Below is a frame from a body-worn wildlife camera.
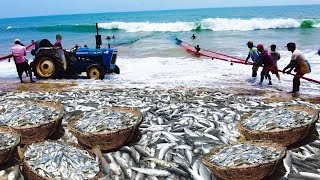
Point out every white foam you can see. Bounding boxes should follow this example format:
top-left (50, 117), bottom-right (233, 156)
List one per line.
top-left (98, 18), bottom-right (307, 32)
top-left (0, 61), bottom-right (19, 80)
top-left (99, 22), bottom-right (195, 32)
top-left (201, 18), bottom-right (300, 31)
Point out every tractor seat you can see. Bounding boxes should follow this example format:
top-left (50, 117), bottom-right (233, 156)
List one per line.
top-left (35, 39), bottom-right (53, 51)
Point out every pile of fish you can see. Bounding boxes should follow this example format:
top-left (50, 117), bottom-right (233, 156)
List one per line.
top-left (0, 102), bottom-right (60, 127)
top-left (0, 132), bottom-right (16, 150)
top-left (242, 108), bottom-right (313, 130)
top-left (0, 88), bottom-right (318, 180)
top-left (210, 143), bottom-right (281, 167)
top-left (24, 141), bottom-right (100, 179)
top-left (74, 109), bottom-right (139, 133)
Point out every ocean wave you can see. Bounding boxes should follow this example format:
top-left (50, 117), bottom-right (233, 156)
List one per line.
top-left (201, 18), bottom-right (302, 31)
top-left (300, 19), bottom-right (320, 28)
top-left (99, 18), bottom-right (320, 32)
top-left (98, 22), bottom-right (195, 32)
top-left (5, 18), bottom-right (320, 32)
top-left (36, 24), bottom-right (97, 32)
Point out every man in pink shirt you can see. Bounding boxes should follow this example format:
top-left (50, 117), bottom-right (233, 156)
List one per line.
top-left (11, 39), bottom-right (35, 83)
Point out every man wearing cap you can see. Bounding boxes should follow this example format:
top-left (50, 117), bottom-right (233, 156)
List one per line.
top-left (11, 39), bottom-right (35, 83)
top-left (245, 41), bottom-right (260, 78)
top-left (283, 42), bottom-right (311, 93)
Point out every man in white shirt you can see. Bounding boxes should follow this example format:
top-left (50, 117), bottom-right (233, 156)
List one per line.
top-left (283, 42), bottom-right (307, 93)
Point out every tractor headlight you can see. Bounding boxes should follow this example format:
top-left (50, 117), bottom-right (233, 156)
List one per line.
top-left (105, 51), bottom-right (109, 54)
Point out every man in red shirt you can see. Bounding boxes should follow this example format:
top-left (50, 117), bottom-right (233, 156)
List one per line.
top-left (256, 44), bottom-right (274, 85)
top-left (11, 39), bottom-right (35, 83)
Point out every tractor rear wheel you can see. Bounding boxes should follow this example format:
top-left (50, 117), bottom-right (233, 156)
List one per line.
top-left (33, 56), bottom-right (63, 79)
top-left (86, 64), bottom-right (105, 80)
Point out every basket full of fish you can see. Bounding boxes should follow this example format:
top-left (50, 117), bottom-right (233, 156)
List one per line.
top-left (18, 141), bottom-right (102, 180)
top-left (202, 140), bottom-right (286, 180)
top-left (68, 106), bottom-right (143, 151)
top-left (0, 100), bottom-right (64, 144)
top-left (237, 105), bottom-right (320, 146)
top-left (0, 126), bottom-right (20, 166)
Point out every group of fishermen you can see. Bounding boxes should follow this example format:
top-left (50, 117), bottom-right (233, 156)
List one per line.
top-left (245, 41), bottom-right (311, 94)
top-left (191, 33), bottom-right (312, 94)
top-left (10, 32), bottom-right (313, 94)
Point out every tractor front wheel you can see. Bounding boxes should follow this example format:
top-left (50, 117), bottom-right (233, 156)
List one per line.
top-left (114, 65), bottom-right (120, 74)
top-left (86, 65), bottom-right (105, 80)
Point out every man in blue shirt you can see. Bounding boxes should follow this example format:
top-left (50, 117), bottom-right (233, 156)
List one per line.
top-left (245, 41), bottom-right (260, 78)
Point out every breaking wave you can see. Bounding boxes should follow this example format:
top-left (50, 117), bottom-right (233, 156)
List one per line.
top-left (5, 18), bottom-right (320, 32)
top-left (98, 18), bottom-right (320, 32)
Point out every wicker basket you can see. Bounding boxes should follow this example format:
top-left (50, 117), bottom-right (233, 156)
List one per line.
top-left (237, 105), bottom-right (320, 147)
top-left (202, 140), bottom-right (287, 180)
top-left (0, 126), bottom-right (20, 166)
top-left (68, 106), bottom-right (143, 151)
top-left (18, 141), bottom-right (103, 180)
top-left (1, 101), bottom-right (64, 144)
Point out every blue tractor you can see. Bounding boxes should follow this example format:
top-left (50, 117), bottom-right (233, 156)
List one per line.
top-left (30, 23), bottom-right (120, 80)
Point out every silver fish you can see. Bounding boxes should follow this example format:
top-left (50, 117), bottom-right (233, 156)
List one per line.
top-left (24, 141), bottom-right (100, 179)
top-left (74, 109), bottom-right (139, 132)
top-left (0, 132), bottom-right (16, 150)
top-left (0, 102), bottom-right (59, 127)
top-left (210, 143), bottom-right (281, 167)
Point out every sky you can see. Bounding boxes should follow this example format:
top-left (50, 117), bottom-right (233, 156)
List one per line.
top-left (1, 0), bottom-right (320, 18)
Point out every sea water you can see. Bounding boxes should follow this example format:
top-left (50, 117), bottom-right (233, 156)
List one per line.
top-left (0, 5), bottom-right (319, 94)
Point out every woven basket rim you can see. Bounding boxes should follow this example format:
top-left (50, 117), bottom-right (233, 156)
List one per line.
top-left (20, 140), bottom-right (102, 180)
top-left (202, 140), bottom-right (287, 171)
top-left (238, 105), bottom-right (320, 134)
top-left (0, 100), bottom-right (64, 130)
top-left (67, 106), bottom-right (143, 136)
top-left (0, 125), bottom-right (21, 164)
top-left (0, 125), bottom-right (21, 151)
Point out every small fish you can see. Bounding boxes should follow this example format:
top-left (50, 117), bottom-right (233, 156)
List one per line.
top-left (242, 108), bottom-right (313, 130)
top-left (74, 109), bottom-right (139, 133)
top-left (0, 102), bottom-right (60, 127)
top-left (0, 132), bottom-right (16, 150)
top-left (131, 167), bottom-right (171, 177)
top-left (210, 143), bottom-right (281, 167)
top-left (24, 141), bottom-right (100, 179)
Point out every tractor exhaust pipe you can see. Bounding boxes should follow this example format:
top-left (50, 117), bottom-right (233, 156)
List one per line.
top-left (95, 23), bottom-right (102, 49)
